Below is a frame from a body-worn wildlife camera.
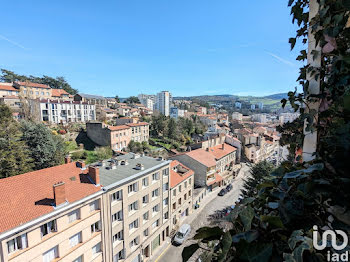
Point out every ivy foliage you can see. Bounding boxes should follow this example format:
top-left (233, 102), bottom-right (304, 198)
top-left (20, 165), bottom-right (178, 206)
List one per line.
top-left (182, 1), bottom-right (350, 261)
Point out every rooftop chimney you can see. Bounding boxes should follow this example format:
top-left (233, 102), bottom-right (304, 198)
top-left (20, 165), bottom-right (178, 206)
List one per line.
top-left (222, 143), bottom-right (225, 150)
top-left (65, 155), bottom-right (71, 164)
top-left (89, 166), bottom-right (100, 185)
top-left (76, 161), bottom-right (85, 169)
top-left (53, 182), bottom-right (66, 206)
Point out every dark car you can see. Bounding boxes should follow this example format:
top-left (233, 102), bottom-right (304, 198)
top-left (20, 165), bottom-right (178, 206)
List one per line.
top-left (226, 184), bottom-right (233, 192)
top-left (218, 189), bottom-right (227, 196)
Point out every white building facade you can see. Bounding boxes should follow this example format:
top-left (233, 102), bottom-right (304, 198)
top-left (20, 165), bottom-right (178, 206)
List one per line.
top-left (155, 91), bottom-right (171, 116)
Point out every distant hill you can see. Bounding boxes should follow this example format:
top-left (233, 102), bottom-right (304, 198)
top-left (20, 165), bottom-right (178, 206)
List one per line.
top-left (264, 93), bottom-right (288, 100)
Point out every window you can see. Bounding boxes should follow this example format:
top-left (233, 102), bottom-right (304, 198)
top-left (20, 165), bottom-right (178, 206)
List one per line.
top-left (113, 230), bottom-right (124, 242)
top-left (91, 221), bottom-right (101, 233)
top-left (90, 200), bottom-right (99, 212)
top-left (143, 211), bottom-right (149, 221)
top-left (130, 237), bottom-right (139, 248)
top-left (144, 228), bottom-right (149, 236)
top-left (163, 182), bottom-right (169, 191)
top-left (184, 193), bottom-right (187, 200)
top-left (142, 194), bottom-right (149, 204)
top-left (72, 255), bottom-right (83, 262)
top-left (163, 197), bottom-right (169, 206)
top-left (152, 204), bottom-right (159, 213)
top-left (162, 168), bottom-right (169, 176)
top-left (173, 189), bottom-right (176, 196)
top-left (179, 185), bottom-right (182, 192)
top-left (189, 190), bottom-right (191, 196)
top-left (112, 210), bottom-right (123, 222)
top-left (43, 246), bottom-right (58, 262)
top-left (185, 181), bottom-right (188, 188)
top-left (92, 242), bottom-right (101, 255)
top-left (152, 172), bottom-right (160, 181)
top-left (142, 177), bottom-right (149, 187)
top-left (164, 211), bottom-right (169, 220)
top-left (173, 203), bottom-right (176, 210)
top-left (41, 91), bottom-right (44, 95)
top-left (113, 249), bottom-right (125, 262)
top-left (68, 209), bottom-right (80, 223)
top-left (7, 234), bottom-right (27, 254)
top-left (128, 201), bottom-right (138, 212)
top-left (178, 198), bottom-right (182, 205)
top-left (128, 182), bottom-right (138, 194)
top-left (46, 92), bottom-right (49, 96)
top-left (41, 220), bottom-right (56, 237)
top-left (35, 91), bottom-right (39, 95)
top-left (152, 219), bottom-right (159, 229)
top-left (152, 188), bottom-right (159, 198)
top-left (69, 232), bottom-right (82, 248)
top-left (112, 190), bottom-right (122, 201)
top-left (129, 219), bottom-right (139, 230)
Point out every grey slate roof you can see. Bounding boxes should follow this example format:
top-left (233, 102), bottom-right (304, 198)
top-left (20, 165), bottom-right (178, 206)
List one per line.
top-left (96, 153), bottom-right (169, 188)
top-left (77, 93), bottom-right (106, 100)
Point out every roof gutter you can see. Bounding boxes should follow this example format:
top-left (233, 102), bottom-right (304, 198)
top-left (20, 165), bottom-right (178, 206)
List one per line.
top-left (0, 190), bottom-right (103, 240)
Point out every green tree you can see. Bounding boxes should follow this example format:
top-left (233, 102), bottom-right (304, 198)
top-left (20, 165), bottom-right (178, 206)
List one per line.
top-left (0, 105), bottom-right (33, 178)
top-left (125, 96), bottom-right (140, 104)
top-left (21, 121), bottom-right (65, 170)
top-left (241, 161), bottom-right (274, 197)
top-left (167, 117), bottom-right (178, 140)
top-left (115, 95), bottom-right (120, 103)
top-left (0, 69), bottom-right (78, 94)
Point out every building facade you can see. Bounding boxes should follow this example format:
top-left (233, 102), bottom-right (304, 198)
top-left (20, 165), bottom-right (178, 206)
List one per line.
top-left (31, 99), bottom-right (96, 124)
top-left (155, 91), bottom-right (171, 116)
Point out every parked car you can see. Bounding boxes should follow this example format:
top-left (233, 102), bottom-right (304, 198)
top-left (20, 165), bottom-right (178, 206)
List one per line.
top-left (226, 184), bottom-right (233, 192)
top-left (218, 189), bottom-right (227, 196)
top-left (173, 224), bottom-right (191, 245)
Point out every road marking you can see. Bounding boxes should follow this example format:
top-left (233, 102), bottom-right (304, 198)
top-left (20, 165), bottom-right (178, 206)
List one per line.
top-left (154, 242), bottom-right (171, 262)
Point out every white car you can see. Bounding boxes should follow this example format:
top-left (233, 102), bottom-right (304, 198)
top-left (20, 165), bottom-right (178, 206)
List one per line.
top-left (173, 224), bottom-right (191, 245)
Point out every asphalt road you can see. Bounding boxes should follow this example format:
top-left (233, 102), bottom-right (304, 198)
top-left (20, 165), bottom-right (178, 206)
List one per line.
top-left (156, 163), bottom-right (250, 262)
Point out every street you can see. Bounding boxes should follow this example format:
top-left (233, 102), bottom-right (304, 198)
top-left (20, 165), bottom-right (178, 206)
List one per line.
top-left (155, 163), bottom-right (251, 262)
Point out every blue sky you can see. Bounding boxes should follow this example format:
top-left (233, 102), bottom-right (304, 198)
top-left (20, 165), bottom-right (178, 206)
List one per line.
top-left (0, 0), bottom-right (302, 97)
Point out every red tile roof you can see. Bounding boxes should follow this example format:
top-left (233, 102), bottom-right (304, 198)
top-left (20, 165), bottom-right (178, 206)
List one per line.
top-left (185, 143), bottom-right (236, 167)
top-left (51, 88), bottom-right (69, 97)
top-left (108, 125), bottom-right (130, 131)
top-left (170, 160), bottom-right (194, 188)
top-left (0, 162), bottom-right (101, 234)
top-left (126, 122), bottom-right (149, 127)
top-left (209, 143), bottom-right (236, 159)
top-left (0, 84), bottom-right (17, 91)
top-left (15, 81), bottom-right (50, 89)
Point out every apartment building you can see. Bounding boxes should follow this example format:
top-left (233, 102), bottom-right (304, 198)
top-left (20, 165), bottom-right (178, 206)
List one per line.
top-left (0, 83), bottom-right (19, 97)
top-left (155, 91), bottom-right (171, 116)
top-left (169, 161), bottom-right (194, 230)
top-left (128, 122), bottom-right (150, 143)
top-left (87, 122), bottom-right (131, 151)
top-left (51, 88), bottom-right (71, 100)
top-left (96, 108), bottom-right (118, 121)
top-left (13, 82), bottom-right (52, 99)
top-left (170, 107), bottom-right (186, 119)
top-left (30, 99), bottom-right (96, 124)
top-left (96, 154), bottom-right (172, 262)
top-left (0, 159), bottom-right (104, 262)
top-left (87, 122), bottom-right (150, 151)
top-left (171, 143), bottom-right (237, 189)
top-left (231, 112), bottom-right (243, 121)
top-left (279, 112), bottom-right (300, 124)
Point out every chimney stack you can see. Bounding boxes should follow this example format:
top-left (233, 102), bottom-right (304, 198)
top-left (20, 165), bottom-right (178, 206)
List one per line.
top-left (65, 155), bottom-right (71, 164)
top-left (53, 182), bottom-right (66, 206)
top-left (89, 166), bottom-right (100, 185)
top-left (76, 161), bottom-right (85, 169)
